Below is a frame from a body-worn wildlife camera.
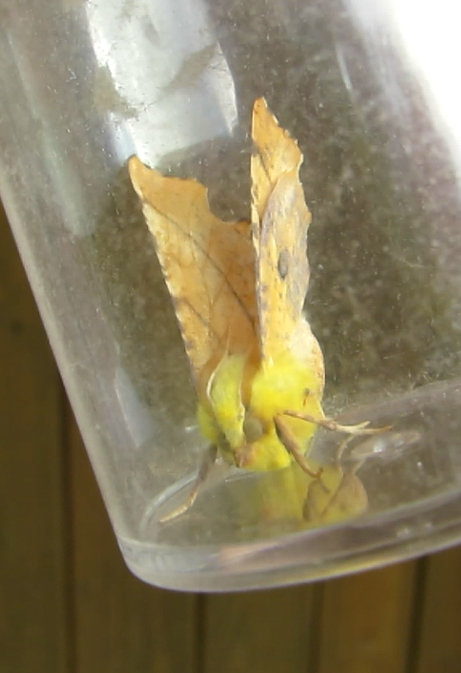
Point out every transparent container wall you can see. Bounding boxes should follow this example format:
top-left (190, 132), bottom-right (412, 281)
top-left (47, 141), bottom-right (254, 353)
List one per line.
top-left (1, 0), bottom-right (461, 592)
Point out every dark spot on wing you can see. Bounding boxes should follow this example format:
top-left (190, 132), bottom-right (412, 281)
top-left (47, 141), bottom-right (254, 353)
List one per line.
top-left (277, 249), bottom-right (290, 280)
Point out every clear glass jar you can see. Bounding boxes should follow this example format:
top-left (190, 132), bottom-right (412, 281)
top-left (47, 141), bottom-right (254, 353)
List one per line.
top-left (1, 0), bottom-right (461, 591)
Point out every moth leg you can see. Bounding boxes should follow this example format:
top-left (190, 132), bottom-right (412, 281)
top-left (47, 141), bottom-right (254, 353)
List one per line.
top-left (274, 415), bottom-right (322, 479)
top-left (160, 444), bottom-right (218, 523)
top-left (283, 410), bottom-right (391, 436)
top-left (335, 434), bottom-right (356, 462)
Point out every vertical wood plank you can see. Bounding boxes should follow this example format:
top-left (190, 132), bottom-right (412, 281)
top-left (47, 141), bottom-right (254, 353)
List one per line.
top-left (415, 547), bottom-right (461, 673)
top-left (0, 209), bottom-right (69, 672)
top-left (69, 410), bottom-right (199, 673)
top-left (317, 562), bottom-right (417, 673)
top-left (203, 586), bottom-right (319, 673)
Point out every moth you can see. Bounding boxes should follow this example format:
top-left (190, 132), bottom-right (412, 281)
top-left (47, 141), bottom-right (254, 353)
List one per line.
top-left (129, 98), bottom-right (381, 521)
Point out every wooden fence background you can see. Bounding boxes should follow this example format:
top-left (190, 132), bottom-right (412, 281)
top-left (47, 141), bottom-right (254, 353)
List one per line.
top-left (2, 203), bottom-right (461, 673)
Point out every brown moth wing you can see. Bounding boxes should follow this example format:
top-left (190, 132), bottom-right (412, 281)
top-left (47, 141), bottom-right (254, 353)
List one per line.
top-left (128, 156), bottom-right (259, 385)
top-left (250, 98), bottom-right (324, 384)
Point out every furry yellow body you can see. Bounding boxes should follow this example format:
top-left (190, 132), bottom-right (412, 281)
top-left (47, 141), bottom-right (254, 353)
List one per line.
top-left (198, 345), bottom-right (324, 471)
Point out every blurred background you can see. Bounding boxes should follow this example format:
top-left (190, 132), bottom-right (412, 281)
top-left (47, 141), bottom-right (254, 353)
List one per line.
top-left (1, 200), bottom-right (461, 673)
